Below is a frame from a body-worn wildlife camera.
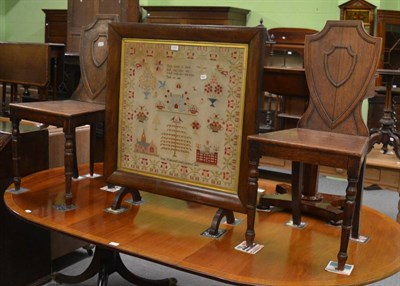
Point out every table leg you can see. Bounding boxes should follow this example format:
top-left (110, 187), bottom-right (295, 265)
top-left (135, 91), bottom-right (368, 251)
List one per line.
top-left (10, 118), bottom-right (22, 192)
top-left (90, 123), bottom-right (96, 177)
top-left (52, 56), bottom-right (58, 100)
top-left (2, 82), bottom-right (6, 115)
top-left (71, 128), bottom-right (79, 179)
top-left (246, 149), bottom-right (259, 247)
top-left (370, 72), bottom-right (400, 159)
top-left (60, 124), bottom-right (76, 210)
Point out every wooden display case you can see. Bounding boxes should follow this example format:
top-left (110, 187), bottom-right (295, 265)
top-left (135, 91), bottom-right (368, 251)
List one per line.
top-left (367, 10), bottom-right (400, 131)
top-left (143, 6), bottom-right (249, 26)
top-left (339, 0), bottom-right (376, 35)
top-left (262, 28), bottom-right (317, 131)
top-left (43, 9), bottom-right (67, 44)
top-left (376, 10), bottom-right (400, 73)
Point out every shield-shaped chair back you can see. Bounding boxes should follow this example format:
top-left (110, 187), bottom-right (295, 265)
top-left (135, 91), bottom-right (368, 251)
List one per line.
top-left (71, 14), bottom-right (120, 103)
top-left (298, 20), bottom-right (381, 136)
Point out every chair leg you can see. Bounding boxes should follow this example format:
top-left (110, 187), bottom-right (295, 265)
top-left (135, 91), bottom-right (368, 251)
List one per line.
top-left (72, 127), bottom-right (79, 179)
top-left (291, 161), bottom-right (303, 226)
top-left (337, 169), bottom-right (359, 271)
top-left (352, 160), bottom-right (366, 239)
top-left (63, 124), bottom-right (75, 208)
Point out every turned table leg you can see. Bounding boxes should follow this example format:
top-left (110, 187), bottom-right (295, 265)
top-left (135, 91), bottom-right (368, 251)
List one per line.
top-left (11, 118), bottom-right (21, 192)
top-left (57, 123), bottom-right (76, 210)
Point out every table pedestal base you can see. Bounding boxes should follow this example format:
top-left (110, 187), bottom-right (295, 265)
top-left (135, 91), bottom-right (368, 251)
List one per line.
top-left (53, 246), bottom-right (177, 286)
top-left (258, 185), bottom-right (345, 225)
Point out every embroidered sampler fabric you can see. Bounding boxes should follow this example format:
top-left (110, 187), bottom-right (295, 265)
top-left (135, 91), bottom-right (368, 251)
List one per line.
top-left (118, 39), bottom-right (248, 193)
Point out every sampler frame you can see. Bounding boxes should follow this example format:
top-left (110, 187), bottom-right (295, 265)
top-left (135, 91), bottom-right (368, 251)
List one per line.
top-left (105, 23), bottom-right (265, 214)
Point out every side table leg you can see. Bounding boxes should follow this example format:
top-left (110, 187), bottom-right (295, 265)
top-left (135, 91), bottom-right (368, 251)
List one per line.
top-left (72, 127), bottom-right (79, 179)
top-left (9, 117), bottom-right (28, 194)
top-left (246, 146), bottom-right (259, 247)
top-left (2, 82), bottom-right (7, 115)
top-left (54, 124), bottom-right (76, 211)
top-left (90, 123), bottom-right (96, 177)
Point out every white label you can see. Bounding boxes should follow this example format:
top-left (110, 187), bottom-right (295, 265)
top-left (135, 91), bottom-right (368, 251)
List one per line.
top-left (200, 74), bottom-right (207, 80)
top-left (109, 241), bottom-right (120, 246)
top-left (98, 42), bottom-right (105, 47)
top-left (171, 45), bottom-right (179, 51)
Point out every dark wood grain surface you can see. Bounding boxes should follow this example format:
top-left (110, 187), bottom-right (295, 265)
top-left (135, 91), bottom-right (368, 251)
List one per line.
top-left (5, 164), bottom-right (400, 286)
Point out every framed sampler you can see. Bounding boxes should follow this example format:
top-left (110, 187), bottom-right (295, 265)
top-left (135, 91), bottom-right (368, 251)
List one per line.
top-left (104, 23), bottom-right (265, 242)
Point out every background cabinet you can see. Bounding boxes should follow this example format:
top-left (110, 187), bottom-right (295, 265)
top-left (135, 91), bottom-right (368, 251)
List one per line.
top-left (142, 6), bottom-right (249, 26)
top-left (261, 28), bottom-right (317, 131)
top-left (367, 9), bottom-right (400, 132)
top-left (43, 9), bottom-right (67, 44)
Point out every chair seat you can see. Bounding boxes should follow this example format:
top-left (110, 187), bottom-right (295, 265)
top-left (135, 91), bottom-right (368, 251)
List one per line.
top-left (10, 100), bottom-right (105, 128)
top-left (10, 100), bottom-right (104, 117)
top-left (249, 128), bottom-right (369, 169)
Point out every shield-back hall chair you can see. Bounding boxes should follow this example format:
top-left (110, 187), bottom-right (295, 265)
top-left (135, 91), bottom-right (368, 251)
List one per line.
top-left (247, 20), bottom-right (382, 271)
top-left (9, 14), bottom-right (119, 210)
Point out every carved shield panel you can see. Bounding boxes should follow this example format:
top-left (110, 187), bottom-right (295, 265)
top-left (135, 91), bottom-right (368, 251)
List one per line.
top-left (324, 45), bottom-right (356, 88)
top-left (92, 34), bottom-right (109, 68)
top-left (79, 18), bottom-right (114, 102)
top-left (81, 31), bottom-right (108, 101)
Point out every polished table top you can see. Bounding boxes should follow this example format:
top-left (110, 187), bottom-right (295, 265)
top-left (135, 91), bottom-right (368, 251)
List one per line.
top-left (5, 164), bottom-right (400, 285)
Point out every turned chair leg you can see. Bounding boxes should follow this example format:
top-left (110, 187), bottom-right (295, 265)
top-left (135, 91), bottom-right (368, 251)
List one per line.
top-left (352, 160), bottom-right (366, 239)
top-left (337, 169), bottom-right (359, 271)
top-left (11, 118), bottom-right (22, 191)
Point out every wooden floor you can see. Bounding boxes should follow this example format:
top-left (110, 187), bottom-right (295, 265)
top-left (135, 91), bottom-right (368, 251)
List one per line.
top-left (5, 164), bottom-right (400, 286)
